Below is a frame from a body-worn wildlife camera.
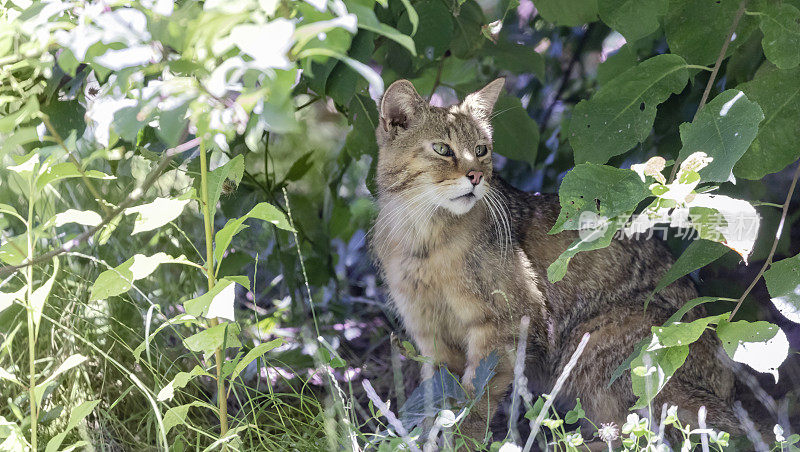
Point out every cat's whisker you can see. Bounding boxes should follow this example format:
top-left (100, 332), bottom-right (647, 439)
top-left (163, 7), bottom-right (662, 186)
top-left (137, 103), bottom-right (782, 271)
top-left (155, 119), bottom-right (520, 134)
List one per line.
top-left (483, 192), bottom-right (506, 260)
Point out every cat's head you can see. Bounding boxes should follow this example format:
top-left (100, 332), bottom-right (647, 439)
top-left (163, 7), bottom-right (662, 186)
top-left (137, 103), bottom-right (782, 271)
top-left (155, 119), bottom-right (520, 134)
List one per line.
top-left (375, 78), bottom-right (504, 215)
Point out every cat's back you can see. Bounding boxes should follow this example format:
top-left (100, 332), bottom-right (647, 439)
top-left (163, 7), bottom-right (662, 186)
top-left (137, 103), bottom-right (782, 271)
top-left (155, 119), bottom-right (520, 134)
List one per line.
top-left (494, 179), bottom-right (696, 326)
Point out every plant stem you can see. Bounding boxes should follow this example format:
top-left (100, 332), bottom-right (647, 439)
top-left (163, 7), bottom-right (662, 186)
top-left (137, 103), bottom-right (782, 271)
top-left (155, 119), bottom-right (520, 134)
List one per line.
top-left (25, 177), bottom-right (37, 450)
top-left (730, 162), bottom-right (800, 320)
top-left (198, 140), bottom-right (229, 438)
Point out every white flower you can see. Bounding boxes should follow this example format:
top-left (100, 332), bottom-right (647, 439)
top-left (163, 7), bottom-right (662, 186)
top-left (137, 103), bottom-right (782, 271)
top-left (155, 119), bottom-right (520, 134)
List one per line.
top-left (598, 422), bottom-right (619, 442)
top-left (774, 424), bottom-right (785, 442)
top-left (498, 443), bottom-right (522, 452)
top-left (631, 156), bottom-right (667, 183)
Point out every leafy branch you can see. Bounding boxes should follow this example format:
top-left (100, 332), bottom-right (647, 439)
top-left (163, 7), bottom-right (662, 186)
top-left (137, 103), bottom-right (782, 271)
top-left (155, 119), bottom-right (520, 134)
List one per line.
top-left (0, 138), bottom-right (200, 279)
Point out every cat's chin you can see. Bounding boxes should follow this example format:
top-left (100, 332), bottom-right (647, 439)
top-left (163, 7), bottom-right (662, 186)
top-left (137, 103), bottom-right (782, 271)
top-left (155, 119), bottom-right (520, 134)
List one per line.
top-left (440, 193), bottom-right (479, 215)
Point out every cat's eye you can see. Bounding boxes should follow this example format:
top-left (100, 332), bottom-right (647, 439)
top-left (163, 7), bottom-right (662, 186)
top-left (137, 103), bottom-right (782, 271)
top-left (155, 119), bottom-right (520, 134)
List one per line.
top-left (475, 145), bottom-right (488, 157)
top-left (432, 142), bottom-right (453, 156)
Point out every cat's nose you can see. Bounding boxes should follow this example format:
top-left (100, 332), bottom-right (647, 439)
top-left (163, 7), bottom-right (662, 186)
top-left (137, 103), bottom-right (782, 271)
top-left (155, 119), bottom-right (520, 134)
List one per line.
top-left (466, 170), bottom-right (483, 186)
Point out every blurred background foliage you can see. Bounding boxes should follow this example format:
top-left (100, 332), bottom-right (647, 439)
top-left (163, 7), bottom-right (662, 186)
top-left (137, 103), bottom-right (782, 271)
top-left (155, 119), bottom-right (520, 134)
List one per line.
top-left (1, 0), bottom-right (800, 449)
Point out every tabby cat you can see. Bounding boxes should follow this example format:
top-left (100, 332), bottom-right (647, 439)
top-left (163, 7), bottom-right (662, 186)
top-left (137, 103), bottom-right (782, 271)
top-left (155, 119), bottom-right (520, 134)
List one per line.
top-left (371, 78), bottom-right (764, 446)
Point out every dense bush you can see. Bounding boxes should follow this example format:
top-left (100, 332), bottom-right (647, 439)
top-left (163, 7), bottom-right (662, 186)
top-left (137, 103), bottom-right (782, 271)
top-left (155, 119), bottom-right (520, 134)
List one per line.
top-left (1, 0), bottom-right (799, 450)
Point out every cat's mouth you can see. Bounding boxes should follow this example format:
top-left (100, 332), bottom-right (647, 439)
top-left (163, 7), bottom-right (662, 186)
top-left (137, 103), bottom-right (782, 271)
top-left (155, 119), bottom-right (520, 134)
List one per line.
top-left (451, 192), bottom-right (476, 202)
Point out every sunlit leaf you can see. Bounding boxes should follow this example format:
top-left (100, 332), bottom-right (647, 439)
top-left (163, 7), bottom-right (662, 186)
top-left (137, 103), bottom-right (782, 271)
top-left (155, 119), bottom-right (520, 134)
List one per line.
top-left (90, 253), bottom-right (191, 301)
top-left (124, 197), bottom-right (191, 235)
top-left (34, 354), bottom-right (88, 406)
top-left (677, 90), bottom-right (764, 183)
top-left (183, 322), bottom-right (241, 355)
top-left (30, 257), bottom-right (58, 334)
top-left (157, 365), bottom-right (211, 401)
top-left (36, 162), bottom-right (115, 190)
top-left (716, 319), bottom-right (788, 382)
top-left (764, 253), bottom-right (800, 324)
top-left (52, 209), bottom-right (103, 228)
top-left (45, 400), bottom-right (100, 452)
top-left (230, 339), bottom-right (284, 380)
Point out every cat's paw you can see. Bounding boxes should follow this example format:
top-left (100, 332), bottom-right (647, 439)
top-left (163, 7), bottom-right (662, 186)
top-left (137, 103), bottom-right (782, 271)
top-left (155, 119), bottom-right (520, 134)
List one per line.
top-left (461, 368), bottom-right (476, 395)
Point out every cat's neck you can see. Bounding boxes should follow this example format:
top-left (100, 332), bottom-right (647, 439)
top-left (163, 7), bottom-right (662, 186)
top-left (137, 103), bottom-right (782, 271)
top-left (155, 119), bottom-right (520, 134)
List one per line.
top-left (372, 195), bottom-right (489, 258)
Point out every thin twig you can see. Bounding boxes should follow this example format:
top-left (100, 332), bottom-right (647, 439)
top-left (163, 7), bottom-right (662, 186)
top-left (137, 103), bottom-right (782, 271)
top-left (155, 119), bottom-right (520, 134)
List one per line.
top-left (523, 332), bottom-right (591, 452)
top-left (730, 162), bottom-right (800, 320)
top-left (0, 138), bottom-right (199, 278)
top-left (508, 316), bottom-right (530, 443)
top-left (362, 379), bottom-right (422, 452)
top-left (670, 0), bottom-right (747, 181)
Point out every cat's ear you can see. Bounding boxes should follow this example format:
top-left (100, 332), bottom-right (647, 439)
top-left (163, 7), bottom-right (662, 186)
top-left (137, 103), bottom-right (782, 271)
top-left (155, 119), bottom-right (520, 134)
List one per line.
top-left (462, 78), bottom-right (505, 121)
top-left (379, 80), bottom-right (425, 132)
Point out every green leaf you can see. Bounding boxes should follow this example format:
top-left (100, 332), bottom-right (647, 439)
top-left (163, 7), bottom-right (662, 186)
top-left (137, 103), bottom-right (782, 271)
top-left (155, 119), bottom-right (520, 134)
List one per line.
top-left (51, 209), bottom-right (103, 228)
top-left (491, 96), bottom-right (539, 166)
top-left (164, 401), bottom-right (211, 435)
top-left (230, 339), bottom-right (284, 380)
top-left (326, 31), bottom-right (375, 106)
top-left (156, 101), bottom-right (189, 147)
top-left (36, 162), bottom-right (115, 190)
top-left (0, 203), bottom-right (25, 224)
top-left (733, 66), bottom-right (800, 179)
top-left (547, 225), bottom-right (617, 283)
top-left (551, 163), bottom-right (650, 233)
top-left (650, 313), bottom-right (727, 349)
top-left (598, 0), bottom-right (667, 42)
top-left (398, 0), bottom-right (453, 60)
top-left (757, 3), bottom-right (800, 70)
top-left (569, 54), bottom-right (689, 164)
top-left (45, 400), bottom-right (100, 452)
top-left (608, 296), bottom-right (721, 386)
top-left (204, 155), bottom-right (245, 222)
top-left (157, 365), bottom-right (211, 401)
top-left (34, 355), bottom-right (88, 407)
top-left (132, 314), bottom-right (200, 362)
top-left (535, 0), bottom-right (599, 26)
top-left (42, 99), bottom-right (86, 141)
top-left (450, 0), bottom-right (485, 60)
top-left (30, 258), bottom-right (58, 334)
top-left (347, 2), bottom-right (416, 55)
top-left (0, 97), bottom-right (39, 133)
top-left (716, 319), bottom-right (787, 381)
top-left (124, 197), bottom-right (191, 235)
top-left (0, 235), bottom-right (27, 266)
top-left (564, 398), bottom-right (584, 424)
top-left (664, 0), bottom-right (757, 65)
top-left (343, 94), bottom-right (379, 159)
top-left (0, 287), bottom-right (24, 315)
top-left (489, 39), bottom-right (545, 80)
top-left (213, 202), bottom-right (292, 270)
top-left (631, 343), bottom-right (689, 409)
top-left (677, 90), bottom-right (764, 183)
top-left (183, 322), bottom-right (241, 355)
top-left (399, 0), bottom-right (419, 35)
top-left (283, 151), bottom-right (315, 182)
top-left (246, 202), bottom-right (294, 231)
top-left (645, 240), bottom-right (729, 308)
top-left (90, 253), bottom-right (190, 301)
top-left (183, 278), bottom-right (247, 321)
top-left (764, 253), bottom-right (800, 324)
